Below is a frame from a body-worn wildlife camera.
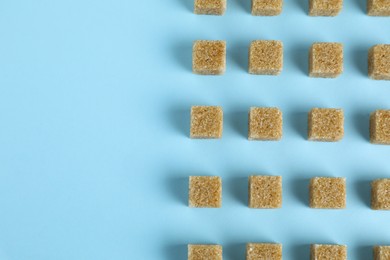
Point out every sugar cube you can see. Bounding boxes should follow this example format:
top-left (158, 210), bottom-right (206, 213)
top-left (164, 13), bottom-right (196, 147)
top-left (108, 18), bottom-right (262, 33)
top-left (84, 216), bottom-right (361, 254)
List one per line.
top-left (309, 43), bottom-right (343, 78)
top-left (249, 40), bottom-right (283, 75)
top-left (193, 40), bottom-right (226, 75)
top-left (310, 177), bottom-right (346, 209)
top-left (248, 107), bottom-right (283, 141)
top-left (311, 244), bottom-right (347, 260)
top-left (189, 176), bottom-right (222, 208)
top-left (370, 110), bottom-right (390, 144)
top-left (308, 108), bottom-right (344, 142)
top-left (194, 0), bottom-right (226, 15)
top-left (369, 45), bottom-right (390, 80)
top-left (246, 243), bottom-right (282, 260)
top-left (190, 106), bottom-right (223, 139)
top-left (188, 244), bottom-right (222, 260)
top-left (371, 179), bottom-right (390, 210)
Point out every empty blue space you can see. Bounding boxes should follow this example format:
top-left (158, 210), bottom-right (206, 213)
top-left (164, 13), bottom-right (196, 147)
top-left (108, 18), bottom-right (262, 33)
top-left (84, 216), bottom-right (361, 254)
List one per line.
top-left (0, 0), bottom-right (389, 259)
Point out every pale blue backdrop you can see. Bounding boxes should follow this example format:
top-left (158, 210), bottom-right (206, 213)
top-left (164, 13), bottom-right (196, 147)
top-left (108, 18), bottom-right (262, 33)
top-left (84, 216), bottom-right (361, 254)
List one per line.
top-left (0, 0), bottom-right (389, 259)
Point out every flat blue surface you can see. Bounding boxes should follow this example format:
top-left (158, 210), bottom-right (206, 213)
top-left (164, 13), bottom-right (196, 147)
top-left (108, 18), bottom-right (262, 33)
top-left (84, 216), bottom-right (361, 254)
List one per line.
top-left (0, 0), bottom-right (389, 259)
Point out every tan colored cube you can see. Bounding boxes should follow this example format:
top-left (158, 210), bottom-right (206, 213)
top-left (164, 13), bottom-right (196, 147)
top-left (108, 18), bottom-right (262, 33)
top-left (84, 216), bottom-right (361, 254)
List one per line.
top-left (249, 176), bottom-right (282, 208)
top-left (189, 176), bottom-right (222, 208)
top-left (190, 106), bottom-right (223, 139)
top-left (188, 244), bottom-right (222, 260)
top-left (310, 177), bottom-right (346, 209)
top-left (311, 244), bottom-right (347, 260)
top-left (370, 110), bottom-right (390, 144)
top-left (309, 0), bottom-right (343, 16)
top-left (308, 108), bottom-right (344, 142)
top-left (248, 107), bottom-right (283, 141)
top-left (374, 246), bottom-right (390, 260)
top-left (194, 0), bottom-right (226, 15)
top-left (371, 179), bottom-right (390, 210)
top-left (246, 243), bottom-right (282, 260)
top-left (193, 40), bottom-right (226, 75)
top-left (369, 45), bottom-right (390, 80)
top-left (309, 43), bottom-right (343, 78)
top-left (368, 0), bottom-right (390, 15)
top-left (249, 40), bottom-right (283, 75)
top-left (252, 0), bottom-right (283, 15)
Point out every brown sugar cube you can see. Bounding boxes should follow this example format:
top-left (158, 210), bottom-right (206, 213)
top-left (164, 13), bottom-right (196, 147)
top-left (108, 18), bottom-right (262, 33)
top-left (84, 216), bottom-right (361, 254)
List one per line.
top-left (368, 0), bottom-right (390, 15)
top-left (311, 244), bottom-right (347, 260)
top-left (194, 0), bottom-right (226, 15)
top-left (249, 176), bottom-right (282, 208)
top-left (369, 45), bottom-right (390, 80)
top-left (308, 108), bottom-right (344, 142)
top-left (309, 43), bottom-right (343, 78)
top-left (371, 179), bottom-right (390, 210)
top-left (249, 40), bottom-right (283, 75)
top-left (188, 244), bottom-right (222, 260)
top-left (246, 243), bottom-right (282, 260)
top-left (309, 0), bottom-right (343, 16)
top-left (252, 0), bottom-right (283, 15)
top-left (370, 110), bottom-right (390, 144)
top-left (190, 106), bottom-right (223, 139)
top-left (189, 176), bottom-right (222, 208)
top-left (248, 107), bottom-right (283, 141)
top-left (374, 246), bottom-right (390, 259)
top-left (310, 177), bottom-right (346, 209)
top-left (193, 40), bottom-right (226, 75)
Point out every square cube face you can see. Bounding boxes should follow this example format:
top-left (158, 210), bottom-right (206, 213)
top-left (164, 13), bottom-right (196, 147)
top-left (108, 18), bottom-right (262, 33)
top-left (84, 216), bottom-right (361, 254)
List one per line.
top-left (249, 40), bottom-right (283, 75)
top-left (189, 176), bottom-right (222, 208)
top-left (252, 0), bottom-right (283, 16)
top-left (193, 40), bottom-right (226, 75)
top-left (308, 108), bottom-right (344, 142)
top-left (371, 179), bottom-right (390, 210)
top-left (309, 43), bottom-right (343, 78)
top-left (370, 110), bottom-right (390, 144)
top-left (374, 246), bottom-right (390, 260)
top-left (194, 0), bottom-right (226, 15)
top-left (190, 106), bottom-right (223, 139)
top-left (249, 176), bottom-right (282, 208)
top-left (246, 243), bottom-right (282, 260)
top-left (311, 244), bottom-right (347, 260)
top-left (309, 0), bottom-right (343, 16)
top-left (369, 45), bottom-right (390, 80)
top-left (368, 0), bottom-right (390, 16)
top-left (248, 107), bottom-right (283, 141)
top-left (188, 244), bottom-right (222, 260)
top-left (310, 177), bottom-right (346, 209)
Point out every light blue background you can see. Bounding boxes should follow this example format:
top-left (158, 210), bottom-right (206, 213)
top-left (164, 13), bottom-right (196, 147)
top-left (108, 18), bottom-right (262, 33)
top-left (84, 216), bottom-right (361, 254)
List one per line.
top-left (0, 0), bottom-right (389, 259)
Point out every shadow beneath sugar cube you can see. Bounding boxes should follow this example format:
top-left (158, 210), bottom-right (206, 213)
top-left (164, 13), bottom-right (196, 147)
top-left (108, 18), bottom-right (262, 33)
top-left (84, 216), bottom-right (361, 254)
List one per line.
top-left (224, 243), bottom-right (246, 260)
top-left (173, 42), bottom-right (193, 72)
top-left (290, 47), bottom-right (308, 76)
top-left (297, 0), bottom-right (309, 13)
top-left (354, 179), bottom-right (371, 208)
top-left (226, 110), bottom-right (248, 139)
top-left (230, 42), bottom-right (249, 72)
top-left (356, 245), bottom-right (372, 260)
top-left (226, 176), bottom-right (248, 206)
top-left (292, 0), bottom-right (309, 15)
top-left (355, 0), bottom-right (366, 13)
top-left (288, 111), bottom-right (307, 140)
top-left (176, 0), bottom-right (193, 12)
top-left (352, 112), bottom-right (370, 142)
top-left (164, 244), bottom-right (187, 260)
top-left (166, 176), bottom-right (189, 206)
top-left (291, 178), bottom-right (309, 206)
top-left (169, 107), bottom-right (190, 137)
top-left (352, 48), bottom-right (368, 77)
top-left (290, 244), bottom-right (310, 259)
top-left (232, 0), bottom-right (251, 14)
